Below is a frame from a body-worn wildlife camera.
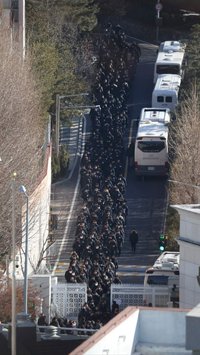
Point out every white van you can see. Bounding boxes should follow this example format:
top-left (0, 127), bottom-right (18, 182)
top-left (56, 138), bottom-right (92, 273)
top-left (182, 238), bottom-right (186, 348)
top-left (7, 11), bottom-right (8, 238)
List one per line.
top-left (152, 74), bottom-right (181, 112)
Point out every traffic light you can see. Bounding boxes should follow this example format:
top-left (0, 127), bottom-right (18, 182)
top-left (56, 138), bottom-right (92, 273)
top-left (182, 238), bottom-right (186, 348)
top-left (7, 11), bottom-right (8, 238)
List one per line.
top-left (159, 234), bottom-right (166, 252)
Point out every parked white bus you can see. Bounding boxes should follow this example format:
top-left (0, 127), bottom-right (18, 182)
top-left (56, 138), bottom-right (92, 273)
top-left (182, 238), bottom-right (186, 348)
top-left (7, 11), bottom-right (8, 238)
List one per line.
top-left (134, 108), bottom-right (171, 176)
top-left (144, 251), bottom-right (180, 288)
top-left (152, 74), bottom-right (181, 112)
top-left (158, 40), bottom-right (186, 54)
top-left (154, 40), bottom-right (186, 83)
top-left (143, 251), bottom-right (180, 306)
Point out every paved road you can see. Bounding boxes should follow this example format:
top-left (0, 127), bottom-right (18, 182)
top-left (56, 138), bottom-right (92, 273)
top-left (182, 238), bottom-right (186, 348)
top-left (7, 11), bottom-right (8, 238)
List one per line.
top-left (48, 42), bottom-right (168, 284)
top-left (117, 42), bottom-right (168, 283)
top-left (47, 116), bottom-right (85, 278)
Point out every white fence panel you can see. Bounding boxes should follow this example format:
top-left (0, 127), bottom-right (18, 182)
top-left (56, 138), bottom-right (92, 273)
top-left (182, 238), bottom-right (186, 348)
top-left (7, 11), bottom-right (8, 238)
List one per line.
top-left (52, 283), bottom-right (87, 319)
top-left (111, 284), bottom-right (170, 309)
top-left (52, 283), bottom-right (171, 320)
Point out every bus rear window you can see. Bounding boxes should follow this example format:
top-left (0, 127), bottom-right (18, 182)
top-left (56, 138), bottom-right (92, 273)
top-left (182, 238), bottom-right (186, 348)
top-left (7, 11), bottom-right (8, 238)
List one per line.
top-left (147, 275), bottom-right (168, 286)
top-left (166, 96), bottom-right (172, 102)
top-left (137, 141), bottom-right (165, 153)
top-left (157, 64), bottom-right (180, 75)
top-left (157, 96), bottom-right (164, 102)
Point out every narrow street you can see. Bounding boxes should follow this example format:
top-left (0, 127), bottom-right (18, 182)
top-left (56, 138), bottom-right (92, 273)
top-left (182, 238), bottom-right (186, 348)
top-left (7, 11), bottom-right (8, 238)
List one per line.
top-left (47, 41), bottom-right (168, 285)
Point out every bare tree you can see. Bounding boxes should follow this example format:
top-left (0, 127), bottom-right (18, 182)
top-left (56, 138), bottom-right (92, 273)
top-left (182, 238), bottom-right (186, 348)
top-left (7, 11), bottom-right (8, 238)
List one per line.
top-left (169, 83), bottom-right (200, 204)
top-left (0, 271), bottom-right (40, 321)
top-left (0, 28), bottom-right (45, 265)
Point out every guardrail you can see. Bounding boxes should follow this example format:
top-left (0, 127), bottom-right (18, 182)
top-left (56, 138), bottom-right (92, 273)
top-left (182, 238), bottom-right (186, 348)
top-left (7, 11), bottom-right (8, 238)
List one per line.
top-left (0, 323), bottom-right (97, 341)
top-left (37, 325), bottom-right (97, 339)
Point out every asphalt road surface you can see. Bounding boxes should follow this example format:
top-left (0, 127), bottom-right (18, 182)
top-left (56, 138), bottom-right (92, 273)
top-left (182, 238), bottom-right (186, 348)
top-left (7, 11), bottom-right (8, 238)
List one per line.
top-left (116, 42), bottom-right (168, 284)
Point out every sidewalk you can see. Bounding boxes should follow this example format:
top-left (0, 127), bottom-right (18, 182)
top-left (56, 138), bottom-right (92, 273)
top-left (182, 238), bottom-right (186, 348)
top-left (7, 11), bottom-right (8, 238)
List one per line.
top-left (60, 116), bottom-right (84, 179)
top-left (48, 115), bottom-right (85, 275)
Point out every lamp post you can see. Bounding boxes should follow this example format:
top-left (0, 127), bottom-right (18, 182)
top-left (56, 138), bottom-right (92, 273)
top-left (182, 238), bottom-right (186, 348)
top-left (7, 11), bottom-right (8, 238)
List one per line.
top-left (55, 93), bottom-right (100, 158)
top-left (19, 185), bottom-right (29, 315)
top-left (11, 173), bottom-right (17, 355)
top-left (155, 0), bottom-right (163, 43)
top-left (18, 0), bottom-right (26, 59)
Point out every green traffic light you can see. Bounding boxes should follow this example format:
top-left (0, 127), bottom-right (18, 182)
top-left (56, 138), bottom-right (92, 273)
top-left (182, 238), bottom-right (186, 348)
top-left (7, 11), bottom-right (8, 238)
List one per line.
top-left (159, 234), bottom-right (166, 252)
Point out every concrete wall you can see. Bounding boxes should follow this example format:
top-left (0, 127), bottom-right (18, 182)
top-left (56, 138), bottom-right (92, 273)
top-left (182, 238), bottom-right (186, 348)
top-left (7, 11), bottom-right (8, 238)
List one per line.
top-left (172, 205), bottom-right (200, 309)
top-left (186, 304), bottom-right (200, 351)
top-left (139, 309), bottom-right (187, 346)
top-left (83, 310), bottom-right (140, 355)
top-left (15, 146), bottom-right (52, 279)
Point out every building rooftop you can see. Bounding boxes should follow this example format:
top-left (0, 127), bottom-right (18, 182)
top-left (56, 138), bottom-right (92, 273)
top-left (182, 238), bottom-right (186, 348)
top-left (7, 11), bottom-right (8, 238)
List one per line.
top-left (69, 305), bottom-right (200, 355)
top-left (171, 204), bottom-right (200, 215)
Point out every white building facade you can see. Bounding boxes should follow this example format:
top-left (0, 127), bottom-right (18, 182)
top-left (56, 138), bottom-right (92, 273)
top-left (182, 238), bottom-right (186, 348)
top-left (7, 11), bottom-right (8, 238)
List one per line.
top-left (172, 204), bottom-right (200, 309)
top-left (14, 145), bottom-right (52, 279)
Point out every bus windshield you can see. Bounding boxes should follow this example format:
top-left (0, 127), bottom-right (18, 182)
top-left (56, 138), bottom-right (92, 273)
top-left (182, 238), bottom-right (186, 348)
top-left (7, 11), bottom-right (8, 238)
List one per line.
top-left (157, 64), bottom-right (180, 75)
top-left (147, 275), bottom-right (168, 286)
top-left (137, 141), bottom-right (165, 153)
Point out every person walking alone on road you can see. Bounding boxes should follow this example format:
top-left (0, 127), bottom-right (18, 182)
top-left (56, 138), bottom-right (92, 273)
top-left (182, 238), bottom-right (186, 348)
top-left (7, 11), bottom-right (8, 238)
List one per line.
top-left (129, 228), bottom-right (139, 253)
top-left (127, 139), bottom-right (135, 168)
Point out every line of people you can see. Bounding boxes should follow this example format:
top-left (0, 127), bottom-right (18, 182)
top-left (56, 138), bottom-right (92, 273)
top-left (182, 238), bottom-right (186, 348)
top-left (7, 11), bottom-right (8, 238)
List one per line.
top-left (64, 24), bottom-right (141, 329)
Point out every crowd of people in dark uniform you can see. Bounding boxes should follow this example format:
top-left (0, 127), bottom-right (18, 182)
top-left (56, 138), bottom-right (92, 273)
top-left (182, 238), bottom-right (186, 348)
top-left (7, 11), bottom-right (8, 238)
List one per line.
top-left (63, 24), bottom-right (141, 331)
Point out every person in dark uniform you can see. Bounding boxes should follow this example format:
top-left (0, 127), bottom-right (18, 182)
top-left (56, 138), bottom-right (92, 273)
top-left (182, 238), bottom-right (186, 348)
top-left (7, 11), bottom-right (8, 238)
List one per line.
top-left (127, 139), bottom-right (135, 167)
top-left (129, 229), bottom-right (139, 253)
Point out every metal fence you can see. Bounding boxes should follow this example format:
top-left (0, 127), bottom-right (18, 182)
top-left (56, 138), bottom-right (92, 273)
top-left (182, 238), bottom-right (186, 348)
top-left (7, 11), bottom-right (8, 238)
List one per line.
top-left (52, 283), bottom-right (87, 319)
top-left (51, 283), bottom-right (171, 321)
top-left (111, 284), bottom-right (171, 309)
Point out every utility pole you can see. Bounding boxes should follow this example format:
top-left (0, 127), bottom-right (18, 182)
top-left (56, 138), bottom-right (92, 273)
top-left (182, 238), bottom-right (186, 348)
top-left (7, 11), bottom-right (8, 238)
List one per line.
top-left (155, 0), bottom-right (163, 43)
top-left (55, 94), bottom-right (60, 159)
top-left (18, 0), bottom-right (25, 59)
top-left (11, 173), bottom-right (17, 355)
top-left (19, 185), bottom-right (30, 315)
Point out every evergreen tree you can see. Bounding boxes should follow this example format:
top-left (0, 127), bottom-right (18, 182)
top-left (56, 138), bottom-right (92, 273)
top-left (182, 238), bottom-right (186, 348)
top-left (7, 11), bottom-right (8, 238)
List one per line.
top-left (26, 0), bottom-right (98, 119)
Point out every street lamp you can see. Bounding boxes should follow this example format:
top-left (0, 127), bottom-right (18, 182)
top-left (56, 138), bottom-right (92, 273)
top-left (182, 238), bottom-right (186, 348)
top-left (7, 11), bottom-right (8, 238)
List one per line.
top-left (155, 0), bottom-right (163, 42)
top-left (11, 173), bottom-right (17, 355)
top-left (19, 185), bottom-right (29, 316)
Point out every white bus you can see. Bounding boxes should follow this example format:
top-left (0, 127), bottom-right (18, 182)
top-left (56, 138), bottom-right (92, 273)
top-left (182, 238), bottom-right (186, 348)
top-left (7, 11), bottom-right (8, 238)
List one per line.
top-left (134, 108), bottom-right (171, 176)
top-left (143, 251), bottom-right (180, 306)
top-left (144, 251), bottom-right (180, 289)
top-left (152, 74), bottom-right (181, 112)
top-left (158, 40), bottom-right (186, 54)
top-left (154, 40), bottom-right (186, 83)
